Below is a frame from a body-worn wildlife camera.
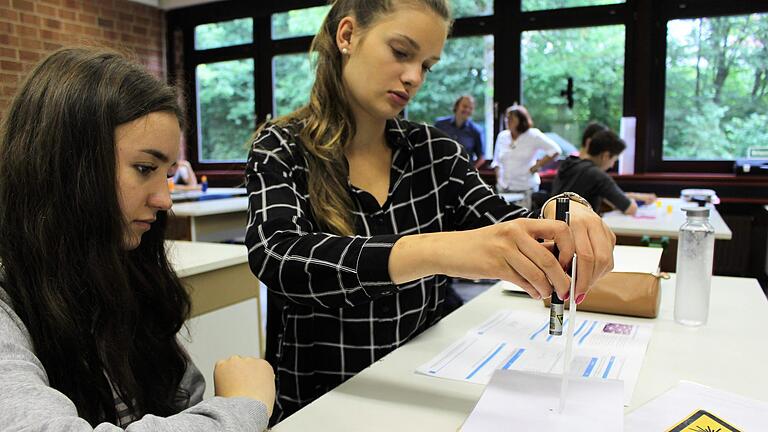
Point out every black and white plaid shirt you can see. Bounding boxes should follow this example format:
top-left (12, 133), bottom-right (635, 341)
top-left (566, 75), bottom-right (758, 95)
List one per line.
top-left (245, 117), bottom-right (529, 422)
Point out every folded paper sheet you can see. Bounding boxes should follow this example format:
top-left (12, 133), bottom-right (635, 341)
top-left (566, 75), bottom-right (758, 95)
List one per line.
top-left (462, 369), bottom-right (623, 431)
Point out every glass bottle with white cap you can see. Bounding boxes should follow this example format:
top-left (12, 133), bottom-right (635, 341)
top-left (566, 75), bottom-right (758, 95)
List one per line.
top-left (674, 207), bottom-right (716, 326)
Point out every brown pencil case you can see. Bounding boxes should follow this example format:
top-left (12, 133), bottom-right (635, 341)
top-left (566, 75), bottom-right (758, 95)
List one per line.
top-left (543, 272), bottom-right (664, 318)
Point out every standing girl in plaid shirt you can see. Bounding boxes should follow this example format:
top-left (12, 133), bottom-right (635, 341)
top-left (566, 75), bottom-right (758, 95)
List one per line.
top-left (246, 0), bottom-right (616, 423)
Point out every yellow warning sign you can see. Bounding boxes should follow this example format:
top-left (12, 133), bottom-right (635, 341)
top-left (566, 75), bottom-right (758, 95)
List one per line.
top-left (666, 409), bottom-right (741, 432)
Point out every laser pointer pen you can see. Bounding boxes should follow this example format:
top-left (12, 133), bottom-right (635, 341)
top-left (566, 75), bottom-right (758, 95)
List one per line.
top-left (548, 197), bottom-right (571, 336)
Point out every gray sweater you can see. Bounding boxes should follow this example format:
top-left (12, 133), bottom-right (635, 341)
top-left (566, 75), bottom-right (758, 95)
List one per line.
top-left (0, 287), bottom-right (269, 431)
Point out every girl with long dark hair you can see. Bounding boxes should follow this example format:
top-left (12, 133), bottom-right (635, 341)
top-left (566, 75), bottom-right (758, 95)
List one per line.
top-left (0, 47), bottom-right (274, 430)
top-left (245, 0), bottom-right (615, 422)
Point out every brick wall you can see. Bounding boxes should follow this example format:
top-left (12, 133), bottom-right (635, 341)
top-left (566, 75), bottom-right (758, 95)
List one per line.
top-left (0, 0), bottom-right (165, 118)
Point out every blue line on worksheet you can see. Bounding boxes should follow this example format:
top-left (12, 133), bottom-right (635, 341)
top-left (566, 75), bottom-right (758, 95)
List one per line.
top-left (502, 348), bottom-right (526, 370)
top-left (466, 342), bottom-right (506, 380)
top-left (579, 321), bottom-right (598, 345)
top-left (573, 319), bottom-right (588, 336)
top-left (583, 357), bottom-right (598, 377)
top-left (602, 356), bottom-right (616, 379)
top-left (529, 322), bottom-right (548, 341)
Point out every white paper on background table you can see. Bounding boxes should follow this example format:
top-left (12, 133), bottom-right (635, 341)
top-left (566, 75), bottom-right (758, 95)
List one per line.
top-left (608, 245), bottom-right (662, 273)
top-left (415, 309), bottom-right (652, 404)
top-left (461, 369), bottom-right (623, 431)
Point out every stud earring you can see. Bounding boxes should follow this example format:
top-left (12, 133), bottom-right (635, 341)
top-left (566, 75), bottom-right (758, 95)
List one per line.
top-left (341, 48), bottom-right (349, 55)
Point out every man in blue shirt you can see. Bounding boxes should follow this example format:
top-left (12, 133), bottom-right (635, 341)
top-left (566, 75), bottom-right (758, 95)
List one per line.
top-left (433, 95), bottom-right (486, 314)
top-left (434, 95), bottom-right (486, 168)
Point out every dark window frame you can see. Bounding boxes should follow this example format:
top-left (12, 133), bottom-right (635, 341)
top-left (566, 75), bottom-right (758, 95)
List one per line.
top-left (165, 0), bottom-right (768, 180)
top-left (498, 1), bottom-right (632, 148)
top-left (166, 0), bottom-right (328, 174)
top-left (168, 1), bottom-right (632, 175)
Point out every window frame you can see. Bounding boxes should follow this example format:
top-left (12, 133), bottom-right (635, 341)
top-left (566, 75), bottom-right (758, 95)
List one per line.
top-left (165, 0), bottom-right (768, 184)
top-left (645, 0), bottom-right (768, 173)
top-left (507, 1), bottom-right (633, 158)
top-left (166, 0), bottom-right (327, 174)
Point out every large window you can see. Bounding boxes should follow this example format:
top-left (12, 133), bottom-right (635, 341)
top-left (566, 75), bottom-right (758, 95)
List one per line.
top-left (407, 35), bottom-right (495, 158)
top-left (663, 13), bottom-right (768, 161)
top-left (270, 5), bottom-right (326, 117)
top-left (521, 25), bottom-right (625, 149)
top-left (168, 1), bottom-right (768, 180)
top-left (196, 59), bottom-right (255, 161)
top-left (190, 16), bottom-right (256, 164)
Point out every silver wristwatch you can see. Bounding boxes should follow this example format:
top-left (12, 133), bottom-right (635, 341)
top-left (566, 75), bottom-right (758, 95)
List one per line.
top-left (540, 192), bottom-right (593, 218)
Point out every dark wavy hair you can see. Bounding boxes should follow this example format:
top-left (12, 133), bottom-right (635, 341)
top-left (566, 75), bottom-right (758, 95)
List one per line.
top-left (0, 47), bottom-right (190, 425)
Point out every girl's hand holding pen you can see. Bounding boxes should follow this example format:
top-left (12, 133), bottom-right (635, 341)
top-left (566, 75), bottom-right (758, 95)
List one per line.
top-left (541, 200), bottom-right (616, 302)
top-left (389, 204), bottom-right (615, 303)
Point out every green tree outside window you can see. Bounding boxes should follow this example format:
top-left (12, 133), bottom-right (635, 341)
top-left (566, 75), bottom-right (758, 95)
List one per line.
top-left (271, 6), bottom-right (330, 40)
top-left (450, 0), bottom-right (493, 18)
top-left (195, 18), bottom-right (252, 50)
top-left (664, 14), bottom-right (768, 160)
top-left (521, 25), bottom-right (625, 148)
top-left (196, 59), bottom-right (255, 161)
top-left (273, 53), bottom-right (315, 117)
top-left (522, 0), bottom-right (624, 12)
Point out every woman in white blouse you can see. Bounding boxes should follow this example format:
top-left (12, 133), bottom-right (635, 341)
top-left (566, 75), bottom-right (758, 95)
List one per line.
top-left (492, 104), bottom-right (562, 209)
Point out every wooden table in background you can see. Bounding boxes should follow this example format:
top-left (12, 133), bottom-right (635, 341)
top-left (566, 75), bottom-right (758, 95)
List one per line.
top-left (602, 198), bottom-right (732, 271)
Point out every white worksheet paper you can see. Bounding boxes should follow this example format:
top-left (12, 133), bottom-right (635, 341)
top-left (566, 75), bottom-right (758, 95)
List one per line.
top-left (625, 381), bottom-right (768, 431)
top-left (416, 309), bottom-right (652, 404)
top-left (462, 369), bottom-right (623, 431)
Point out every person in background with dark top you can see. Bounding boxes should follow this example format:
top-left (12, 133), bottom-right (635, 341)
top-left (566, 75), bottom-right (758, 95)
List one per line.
top-left (551, 129), bottom-right (655, 215)
top-left (244, 0), bottom-right (615, 422)
top-left (0, 47), bottom-right (274, 430)
top-left (581, 122), bottom-right (657, 208)
top-left (434, 95), bottom-right (486, 168)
